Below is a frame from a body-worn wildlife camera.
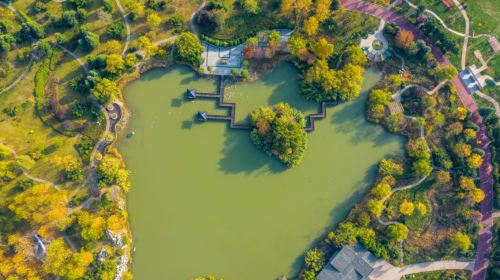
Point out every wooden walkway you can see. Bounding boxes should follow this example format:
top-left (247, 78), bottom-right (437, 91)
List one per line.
top-left (191, 76), bottom-right (338, 132)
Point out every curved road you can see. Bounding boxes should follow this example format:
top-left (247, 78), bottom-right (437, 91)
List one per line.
top-left (340, 1), bottom-right (494, 278)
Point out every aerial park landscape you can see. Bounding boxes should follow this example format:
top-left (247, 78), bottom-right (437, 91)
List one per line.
top-left (0, 0), bottom-right (499, 279)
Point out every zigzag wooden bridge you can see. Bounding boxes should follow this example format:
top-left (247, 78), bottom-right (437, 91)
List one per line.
top-left (186, 76), bottom-right (339, 132)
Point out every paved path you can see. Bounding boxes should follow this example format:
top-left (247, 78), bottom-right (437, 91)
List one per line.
top-left (475, 91), bottom-right (500, 117)
top-left (450, 0), bottom-right (469, 70)
top-left (113, 0), bottom-right (131, 56)
top-left (493, 212), bottom-right (500, 219)
top-left (392, 82), bottom-right (446, 101)
top-left (189, 0), bottom-right (206, 36)
top-left (54, 43), bottom-right (89, 72)
top-left (0, 56), bottom-right (34, 95)
top-left (340, 2), bottom-right (494, 278)
top-left (404, 0), bottom-right (466, 37)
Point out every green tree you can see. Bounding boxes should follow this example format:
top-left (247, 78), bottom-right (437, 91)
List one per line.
top-left (406, 137), bottom-right (430, 159)
top-left (312, 38), bottom-right (334, 59)
top-left (92, 78), bottom-right (119, 104)
top-left (288, 34), bottom-right (307, 55)
top-left (174, 32), bottom-right (204, 65)
top-left (412, 159), bottom-right (432, 177)
top-left (436, 65), bottom-right (458, 81)
top-left (147, 11), bottom-right (162, 28)
top-left (369, 89), bottom-right (392, 107)
top-left (450, 232), bottom-right (471, 253)
top-left (366, 199), bottom-right (385, 216)
top-left (241, 0), bottom-right (260, 14)
top-left (344, 45), bottom-right (368, 66)
top-left (76, 211), bottom-right (106, 242)
top-left (387, 224), bottom-right (409, 242)
top-left (107, 22), bottom-right (126, 40)
top-left (336, 64), bottom-right (364, 101)
top-left (78, 26), bottom-right (100, 51)
top-left (327, 222), bottom-right (359, 248)
top-left (96, 155), bottom-right (130, 191)
top-left (105, 54), bottom-right (125, 75)
top-left (43, 238), bottom-right (93, 279)
top-left (304, 248), bottom-right (325, 272)
top-left (371, 183), bottom-right (391, 199)
top-left (268, 30), bottom-right (282, 49)
top-left (378, 159), bottom-right (403, 176)
top-left (250, 103), bottom-right (307, 167)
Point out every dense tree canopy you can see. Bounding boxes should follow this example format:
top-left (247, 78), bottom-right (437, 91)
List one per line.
top-left (43, 239), bottom-right (93, 279)
top-left (8, 184), bottom-right (69, 229)
top-left (174, 32), bottom-right (204, 65)
top-left (92, 78), bottom-right (119, 104)
top-left (250, 103), bottom-right (307, 167)
top-left (78, 26), bottom-right (100, 51)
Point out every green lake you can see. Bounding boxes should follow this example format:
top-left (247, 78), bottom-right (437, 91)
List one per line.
top-left (120, 63), bottom-right (404, 280)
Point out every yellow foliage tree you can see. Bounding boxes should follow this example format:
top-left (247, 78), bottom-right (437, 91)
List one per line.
top-left (107, 214), bottom-right (124, 231)
top-left (399, 198), bottom-right (415, 216)
top-left (416, 202), bottom-right (427, 215)
top-left (463, 128), bottom-right (477, 140)
top-left (470, 188), bottom-right (485, 203)
top-left (106, 54), bottom-right (125, 75)
top-left (315, 0), bottom-right (332, 22)
top-left (467, 153), bottom-right (483, 169)
top-left (77, 211), bottom-right (106, 242)
top-left (0, 249), bottom-right (42, 280)
top-left (312, 38), bottom-right (334, 59)
top-left (303, 16), bottom-right (319, 37)
top-left (43, 239), bottom-right (93, 280)
top-left (9, 184), bottom-right (69, 229)
top-left (455, 107), bottom-right (468, 120)
top-left (104, 40), bottom-right (122, 54)
top-left (146, 11), bottom-right (162, 28)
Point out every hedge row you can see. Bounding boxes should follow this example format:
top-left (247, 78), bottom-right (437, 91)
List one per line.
top-left (199, 24), bottom-right (293, 48)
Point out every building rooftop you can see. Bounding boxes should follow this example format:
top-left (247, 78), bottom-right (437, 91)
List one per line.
top-left (318, 246), bottom-right (376, 280)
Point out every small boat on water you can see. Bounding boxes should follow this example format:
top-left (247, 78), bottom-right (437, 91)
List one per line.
top-left (127, 131), bottom-right (135, 138)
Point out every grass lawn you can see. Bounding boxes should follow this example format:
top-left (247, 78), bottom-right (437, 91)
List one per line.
top-left (465, 0), bottom-right (500, 37)
top-left (385, 180), bottom-right (433, 233)
top-left (417, 0), bottom-right (466, 33)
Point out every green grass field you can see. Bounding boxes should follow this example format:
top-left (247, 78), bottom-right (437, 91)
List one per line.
top-left (466, 0), bottom-right (500, 37)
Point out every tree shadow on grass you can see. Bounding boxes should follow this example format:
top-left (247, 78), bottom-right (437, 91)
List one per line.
top-left (218, 129), bottom-right (287, 175)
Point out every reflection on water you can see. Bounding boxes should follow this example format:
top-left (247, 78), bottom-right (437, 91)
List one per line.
top-left (121, 64), bottom-right (404, 280)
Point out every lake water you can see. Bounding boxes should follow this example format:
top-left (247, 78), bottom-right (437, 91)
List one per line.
top-left (121, 63), bottom-right (404, 280)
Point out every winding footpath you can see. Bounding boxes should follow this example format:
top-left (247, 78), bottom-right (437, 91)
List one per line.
top-left (1, 143), bottom-right (60, 191)
top-left (54, 43), bottom-right (89, 72)
top-left (450, 0), bottom-right (469, 70)
top-left (0, 56), bottom-right (34, 95)
top-left (475, 91), bottom-right (500, 117)
top-left (340, 0), bottom-right (494, 278)
top-left (113, 0), bottom-right (131, 56)
top-left (189, 0), bottom-right (206, 36)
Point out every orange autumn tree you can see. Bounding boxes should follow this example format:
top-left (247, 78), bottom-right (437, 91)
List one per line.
top-left (395, 29), bottom-right (415, 49)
